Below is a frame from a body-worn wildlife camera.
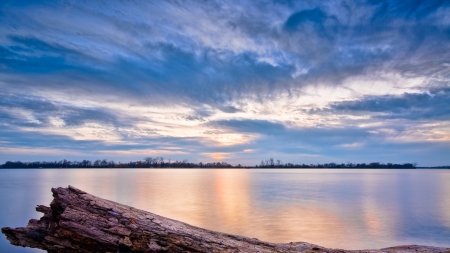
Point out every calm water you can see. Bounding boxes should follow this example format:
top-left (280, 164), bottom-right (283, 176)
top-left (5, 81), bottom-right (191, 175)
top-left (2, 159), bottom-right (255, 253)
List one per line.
top-left (0, 169), bottom-right (449, 252)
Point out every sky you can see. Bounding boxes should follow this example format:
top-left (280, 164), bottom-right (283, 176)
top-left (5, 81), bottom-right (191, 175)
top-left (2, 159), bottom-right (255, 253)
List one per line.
top-left (0, 0), bottom-right (449, 166)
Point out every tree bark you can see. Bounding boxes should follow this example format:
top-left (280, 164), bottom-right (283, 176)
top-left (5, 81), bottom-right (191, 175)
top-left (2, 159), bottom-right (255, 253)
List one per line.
top-left (2, 186), bottom-right (449, 253)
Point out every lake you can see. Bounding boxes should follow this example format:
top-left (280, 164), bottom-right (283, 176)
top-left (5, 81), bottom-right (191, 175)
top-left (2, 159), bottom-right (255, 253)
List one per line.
top-left (0, 169), bottom-right (449, 252)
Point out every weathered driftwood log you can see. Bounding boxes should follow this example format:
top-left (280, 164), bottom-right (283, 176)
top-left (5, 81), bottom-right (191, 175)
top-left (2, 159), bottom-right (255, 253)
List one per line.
top-left (2, 186), bottom-right (449, 253)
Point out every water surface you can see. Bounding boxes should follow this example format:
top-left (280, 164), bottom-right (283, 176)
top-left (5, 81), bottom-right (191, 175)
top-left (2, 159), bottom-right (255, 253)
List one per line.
top-left (0, 169), bottom-right (449, 252)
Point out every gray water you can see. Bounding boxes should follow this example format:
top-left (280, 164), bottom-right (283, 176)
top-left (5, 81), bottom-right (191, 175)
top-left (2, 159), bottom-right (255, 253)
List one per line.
top-left (0, 169), bottom-right (449, 252)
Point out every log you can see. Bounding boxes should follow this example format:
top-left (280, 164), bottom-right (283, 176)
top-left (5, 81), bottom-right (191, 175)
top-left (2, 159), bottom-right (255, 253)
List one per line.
top-left (2, 186), bottom-right (449, 253)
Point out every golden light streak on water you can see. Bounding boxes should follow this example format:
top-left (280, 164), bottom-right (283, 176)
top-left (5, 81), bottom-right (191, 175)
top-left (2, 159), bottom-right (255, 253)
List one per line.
top-left (213, 169), bottom-right (252, 235)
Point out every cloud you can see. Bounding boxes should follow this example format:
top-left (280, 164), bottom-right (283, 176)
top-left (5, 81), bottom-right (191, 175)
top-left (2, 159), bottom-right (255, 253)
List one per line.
top-left (2, 1), bottom-right (449, 100)
top-left (284, 7), bottom-right (339, 43)
top-left (0, 0), bottom-right (449, 165)
top-left (1, 35), bottom-right (295, 106)
top-left (0, 93), bottom-right (129, 128)
top-left (319, 87), bottom-right (450, 120)
top-left (207, 119), bottom-right (378, 153)
top-left (367, 0), bottom-right (449, 22)
top-left (285, 8), bottom-right (328, 30)
top-left (1, 35), bottom-right (98, 74)
top-left (217, 105), bottom-right (242, 113)
top-left (208, 119), bottom-right (286, 133)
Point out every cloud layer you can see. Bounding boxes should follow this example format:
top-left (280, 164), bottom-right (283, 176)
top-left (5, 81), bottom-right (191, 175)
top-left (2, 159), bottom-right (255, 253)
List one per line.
top-left (1, 0), bottom-right (449, 165)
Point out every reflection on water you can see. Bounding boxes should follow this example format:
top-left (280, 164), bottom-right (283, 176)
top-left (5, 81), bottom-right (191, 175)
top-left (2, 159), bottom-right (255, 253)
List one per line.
top-left (442, 175), bottom-right (450, 229)
top-left (0, 169), bottom-right (449, 252)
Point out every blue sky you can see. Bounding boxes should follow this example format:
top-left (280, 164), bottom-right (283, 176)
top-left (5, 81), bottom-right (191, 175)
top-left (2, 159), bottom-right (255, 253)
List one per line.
top-left (1, 0), bottom-right (449, 166)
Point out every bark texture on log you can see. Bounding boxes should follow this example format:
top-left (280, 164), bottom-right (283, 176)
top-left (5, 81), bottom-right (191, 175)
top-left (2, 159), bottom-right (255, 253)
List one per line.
top-left (2, 186), bottom-right (449, 253)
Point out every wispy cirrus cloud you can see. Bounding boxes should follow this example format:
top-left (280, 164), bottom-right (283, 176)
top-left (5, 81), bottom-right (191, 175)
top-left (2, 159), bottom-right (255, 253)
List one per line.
top-left (307, 87), bottom-right (450, 121)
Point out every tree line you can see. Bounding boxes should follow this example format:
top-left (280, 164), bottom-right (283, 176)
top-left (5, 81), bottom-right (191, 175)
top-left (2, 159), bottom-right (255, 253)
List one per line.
top-left (0, 157), bottom-right (232, 168)
top-left (0, 157), bottom-right (418, 169)
top-left (258, 159), bottom-right (417, 168)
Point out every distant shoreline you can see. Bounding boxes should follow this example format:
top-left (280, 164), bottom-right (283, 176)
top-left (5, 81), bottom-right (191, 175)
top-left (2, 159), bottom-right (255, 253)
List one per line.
top-left (1, 159), bottom-right (425, 169)
top-left (1, 167), bottom-right (448, 169)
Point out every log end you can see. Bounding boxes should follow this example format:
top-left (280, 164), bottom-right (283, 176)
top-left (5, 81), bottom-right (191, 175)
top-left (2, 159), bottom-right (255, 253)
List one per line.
top-left (2, 226), bottom-right (46, 250)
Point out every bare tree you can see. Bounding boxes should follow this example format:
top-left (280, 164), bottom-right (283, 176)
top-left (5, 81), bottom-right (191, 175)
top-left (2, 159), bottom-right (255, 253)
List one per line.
top-left (158, 157), bottom-right (164, 168)
top-left (152, 157), bottom-right (160, 167)
top-left (144, 157), bottom-right (152, 168)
